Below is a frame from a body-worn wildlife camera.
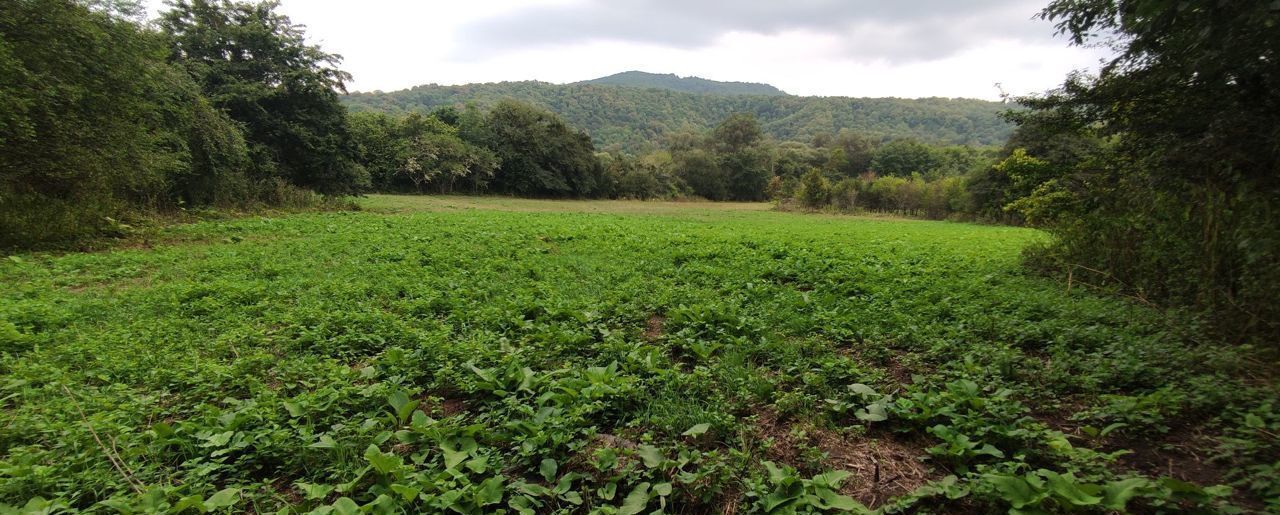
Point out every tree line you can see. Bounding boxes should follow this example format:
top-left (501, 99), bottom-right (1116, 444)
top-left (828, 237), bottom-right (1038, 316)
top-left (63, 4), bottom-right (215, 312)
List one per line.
top-left (348, 106), bottom-right (1006, 210)
top-left (0, 0), bottom-right (1011, 248)
top-left (1, 0), bottom-right (368, 247)
top-left (343, 82), bottom-right (1014, 152)
top-left (1004, 0), bottom-right (1280, 343)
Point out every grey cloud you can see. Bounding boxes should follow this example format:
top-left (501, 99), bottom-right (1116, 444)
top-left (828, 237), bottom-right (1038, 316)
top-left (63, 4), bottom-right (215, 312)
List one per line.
top-left (456, 0), bottom-right (1056, 61)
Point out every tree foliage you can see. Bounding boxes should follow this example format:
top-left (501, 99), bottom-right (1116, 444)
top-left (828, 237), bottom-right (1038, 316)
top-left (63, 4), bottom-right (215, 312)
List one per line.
top-left (343, 82), bottom-right (1014, 152)
top-left (1009, 0), bottom-right (1280, 340)
top-left (160, 0), bottom-right (367, 195)
top-left (1, 0), bottom-right (364, 248)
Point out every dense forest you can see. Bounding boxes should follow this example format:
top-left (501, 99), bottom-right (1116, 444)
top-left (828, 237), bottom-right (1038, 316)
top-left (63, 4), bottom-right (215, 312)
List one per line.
top-left (342, 81), bottom-right (1013, 152)
top-left (579, 71), bottom-right (787, 96)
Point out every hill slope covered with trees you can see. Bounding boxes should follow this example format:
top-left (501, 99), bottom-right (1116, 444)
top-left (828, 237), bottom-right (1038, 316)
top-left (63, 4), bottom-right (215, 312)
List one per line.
top-left (342, 79), bottom-right (1013, 151)
top-left (577, 70), bottom-right (787, 96)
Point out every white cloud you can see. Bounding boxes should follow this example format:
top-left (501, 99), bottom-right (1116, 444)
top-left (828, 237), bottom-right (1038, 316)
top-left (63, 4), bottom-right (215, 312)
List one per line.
top-left (143, 0), bottom-right (1109, 99)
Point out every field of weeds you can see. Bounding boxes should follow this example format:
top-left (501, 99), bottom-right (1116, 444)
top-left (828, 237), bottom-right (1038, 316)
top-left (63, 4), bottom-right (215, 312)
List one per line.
top-left (2, 197), bottom-right (1274, 513)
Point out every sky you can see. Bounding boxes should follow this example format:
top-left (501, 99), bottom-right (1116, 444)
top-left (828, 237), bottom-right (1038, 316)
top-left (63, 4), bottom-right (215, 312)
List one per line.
top-left (144, 0), bottom-right (1113, 100)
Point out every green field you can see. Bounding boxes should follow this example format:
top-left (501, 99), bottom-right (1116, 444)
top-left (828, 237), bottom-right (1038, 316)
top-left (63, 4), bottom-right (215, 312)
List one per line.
top-left (1, 197), bottom-right (1271, 513)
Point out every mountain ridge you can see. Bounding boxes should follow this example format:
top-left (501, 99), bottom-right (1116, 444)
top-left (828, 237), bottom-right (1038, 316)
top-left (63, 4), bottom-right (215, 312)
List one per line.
top-left (343, 74), bottom-right (1014, 151)
top-left (575, 70), bottom-right (788, 96)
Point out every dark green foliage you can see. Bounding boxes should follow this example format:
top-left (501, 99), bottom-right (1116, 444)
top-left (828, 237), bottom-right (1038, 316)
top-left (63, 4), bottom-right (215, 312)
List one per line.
top-left (1, 0), bottom-right (362, 249)
top-left (578, 70), bottom-right (786, 96)
top-left (871, 138), bottom-right (943, 178)
top-left (0, 0), bottom-right (251, 247)
top-left (343, 82), bottom-right (1014, 152)
top-left (599, 152), bottom-right (682, 200)
top-left (674, 149), bottom-right (727, 200)
top-left (797, 169), bottom-right (829, 209)
top-left (349, 111), bottom-right (499, 194)
top-left (1008, 0), bottom-right (1280, 341)
top-left (481, 100), bottom-right (605, 197)
top-left (348, 111), bottom-right (407, 191)
top-left (0, 0), bottom-right (163, 245)
top-left (160, 0), bottom-right (368, 195)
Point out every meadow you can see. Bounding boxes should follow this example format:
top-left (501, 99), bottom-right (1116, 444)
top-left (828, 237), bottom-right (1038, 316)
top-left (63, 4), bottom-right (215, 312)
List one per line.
top-left (1, 196), bottom-right (1274, 513)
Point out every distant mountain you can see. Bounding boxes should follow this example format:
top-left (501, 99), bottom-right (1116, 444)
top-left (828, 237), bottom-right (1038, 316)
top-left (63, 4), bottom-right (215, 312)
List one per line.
top-left (344, 78), bottom-right (1014, 151)
top-left (577, 71), bottom-right (787, 96)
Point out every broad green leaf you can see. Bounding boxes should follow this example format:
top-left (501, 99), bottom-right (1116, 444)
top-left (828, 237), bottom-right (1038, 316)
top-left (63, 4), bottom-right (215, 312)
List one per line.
top-left (976, 443), bottom-right (1005, 458)
top-left (441, 441), bottom-right (468, 470)
top-left (848, 383), bottom-right (877, 396)
top-left (1046, 473), bottom-right (1102, 506)
top-left (637, 445), bottom-right (664, 468)
top-left (204, 488), bottom-right (240, 509)
top-left (763, 488), bottom-right (800, 512)
top-left (283, 401), bottom-right (305, 418)
top-left (364, 444), bottom-right (402, 475)
top-left (476, 476), bottom-right (505, 506)
top-left (814, 488), bottom-right (865, 512)
top-left (618, 482), bottom-right (651, 515)
top-left (539, 458), bottom-right (558, 482)
top-left (812, 470), bottom-right (853, 489)
top-left (390, 483), bottom-right (421, 502)
top-left (296, 482), bottom-right (335, 500)
top-left (387, 390), bottom-right (418, 423)
top-left (681, 423), bottom-right (711, 437)
top-left (172, 495), bottom-right (206, 513)
top-left (984, 474), bottom-right (1040, 509)
top-left (330, 497), bottom-right (359, 515)
top-left (598, 482), bottom-right (618, 501)
top-left (1101, 477), bottom-right (1148, 510)
top-left (855, 403), bottom-right (888, 422)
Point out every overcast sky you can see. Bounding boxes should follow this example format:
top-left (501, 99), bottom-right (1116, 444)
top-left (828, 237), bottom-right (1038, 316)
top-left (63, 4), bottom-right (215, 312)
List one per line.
top-left (145, 0), bottom-right (1111, 100)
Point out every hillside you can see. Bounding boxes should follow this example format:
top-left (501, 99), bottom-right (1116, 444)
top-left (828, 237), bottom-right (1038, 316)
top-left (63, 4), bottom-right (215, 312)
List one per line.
top-left (576, 70), bottom-right (787, 96)
top-left (343, 80), bottom-right (1014, 151)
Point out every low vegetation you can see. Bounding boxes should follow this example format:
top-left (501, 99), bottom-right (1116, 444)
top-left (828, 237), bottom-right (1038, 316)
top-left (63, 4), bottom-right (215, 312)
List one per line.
top-left (2, 0), bottom-right (1276, 512)
top-left (2, 199), bottom-right (1275, 513)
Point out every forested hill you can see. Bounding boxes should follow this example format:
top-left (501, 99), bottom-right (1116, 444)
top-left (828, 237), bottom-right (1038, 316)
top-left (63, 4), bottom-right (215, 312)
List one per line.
top-left (343, 80), bottom-right (1014, 151)
top-left (577, 71), bottom-right (787, 96)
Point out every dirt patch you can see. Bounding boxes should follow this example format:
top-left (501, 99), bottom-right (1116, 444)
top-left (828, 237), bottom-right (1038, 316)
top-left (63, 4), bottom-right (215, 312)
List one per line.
top-left (881, 354), bottom-right (916, 387)
top-left (270, 479), bottom-right (306, 507)
top-left (755, 410), bottom-right (937, 509)
top-left (1112, 426), bottom-right (1226, 486)
top-left (563, 432), bottom-right (642, 475)
top-left (839, 346), bottom-right (917, 388)
top-left (644, 314), bottom-right (666, 341)
top-left (1108, 425), bottom-right (1265, 511)
top-left (417, 391), bottom-right (469, 417)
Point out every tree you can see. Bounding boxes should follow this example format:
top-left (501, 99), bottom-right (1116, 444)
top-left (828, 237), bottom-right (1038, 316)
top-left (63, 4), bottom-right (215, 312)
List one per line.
top-left (675, 149), bottom-right (727, 200)
top-left (1, 0), bottom-right (245, 246)
top-left (871, 138), bottom-right (941, 177)
top-left (721, 146), bottom-right (772, 201)
top-left (349, 111), bottom-right (408, 190)
top-left (710, 113), bottom-right (763, 154)
top-left (160, 0), bottom-right (367, 195)
top-left (797, 169), bottom-right (830, 209)
top-left (483, 99), bottom-right (602, 197)
top-left (827, 129), bottom-right (875, 177)
top-left (1021, 0), bottom-right (1280, 339)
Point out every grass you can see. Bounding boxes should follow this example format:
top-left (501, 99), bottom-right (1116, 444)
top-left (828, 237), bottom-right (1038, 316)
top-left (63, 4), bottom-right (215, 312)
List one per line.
top-left (1, 196), bottom-right (1274, 513)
